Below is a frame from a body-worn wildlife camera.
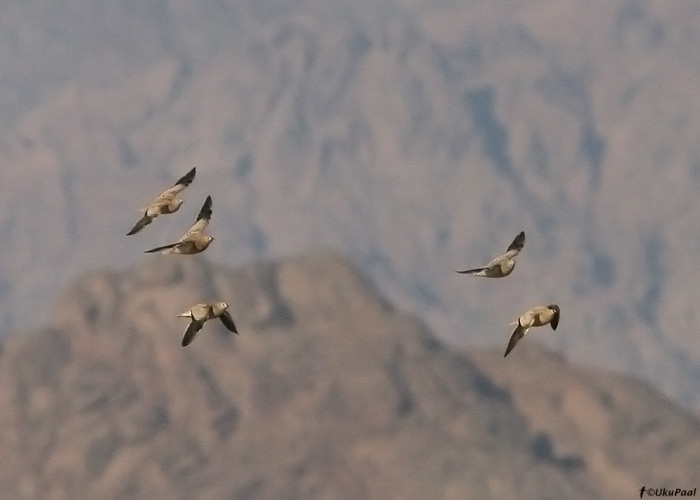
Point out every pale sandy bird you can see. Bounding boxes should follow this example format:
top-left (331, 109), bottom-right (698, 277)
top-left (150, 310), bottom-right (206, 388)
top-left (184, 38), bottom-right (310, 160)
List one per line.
top-left (144, 195), bottom-right (214, 254)
top-left (456, 231), bottom-right (525, 278)
top-left (177, 301), bottom-right (238, 347)
top-left (127, 167), bottom-right (196, 235)
top-left (504, 304), bottom-right (560, 357)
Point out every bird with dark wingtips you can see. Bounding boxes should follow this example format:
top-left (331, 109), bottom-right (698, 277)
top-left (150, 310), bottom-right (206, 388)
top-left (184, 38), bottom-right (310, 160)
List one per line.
top-left (456, 231), bottom-right (525, 278)
top-left (144, 195), bottom-right (214, 254)
top-left (127, 167), bottom-right (196, 235)
top-left (504, 304), bottom-right (560, 357)
top-left (177, 301), bottom-right (238, 346)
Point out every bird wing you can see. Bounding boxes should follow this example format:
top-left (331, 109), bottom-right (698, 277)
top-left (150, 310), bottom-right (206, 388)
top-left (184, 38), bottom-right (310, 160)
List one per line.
top-left (143, 241), bottom-right (181, 253)
top-left (549, 307), bottom-right (560, 330)
top-left (158, 167), bottom-right (197, 199)
top-left (499, 248), bottom-right (520, 261)
top-left (127, 214), bottom-right (153, 235)
top-left (455, 266), bottom-right (487, 275)
top-left (182, 319), bottom-right (205, 347)
top-left (504, 323), bottom-right (527, 357)
top-left (474, 232), bottom-right (524, 268)
top-left (505, 231), bottom-right (525, 253)
top-left (485, 253), bottom-right (508, 268)
top-left (219, 310), bottom-right (238, 334)
top-left (490, 234), bottom-right (525, 263)
top-left (179, 195), bottom-right (212, 240)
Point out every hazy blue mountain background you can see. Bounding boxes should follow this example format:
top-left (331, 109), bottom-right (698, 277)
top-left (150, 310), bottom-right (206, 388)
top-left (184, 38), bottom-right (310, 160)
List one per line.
top-left (2, 0), bottom-right (700, 410)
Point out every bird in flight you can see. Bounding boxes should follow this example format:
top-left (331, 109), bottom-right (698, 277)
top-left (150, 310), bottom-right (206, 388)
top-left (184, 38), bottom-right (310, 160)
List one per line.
top-left (127, 167), bottom-right (196, 235)
top-left (177, 301), bottom-right (238, 346)
top-left (504, 304), bottom-right (560, 357)
top-left (456, 231), bottom-right (525, 278)
top-left (144, 195), bottom-right (214, 254)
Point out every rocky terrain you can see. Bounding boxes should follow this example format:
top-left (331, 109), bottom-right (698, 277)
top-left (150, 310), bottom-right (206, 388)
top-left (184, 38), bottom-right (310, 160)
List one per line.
top-left (0, 251), bottom-right (697, 499)
top-left (1, 0), bottom-right (700, 411)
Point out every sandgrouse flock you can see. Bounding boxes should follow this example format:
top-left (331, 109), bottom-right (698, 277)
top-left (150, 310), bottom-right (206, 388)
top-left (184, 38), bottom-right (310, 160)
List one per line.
top-left (129, 167), bottom-right (559, 354)
top-left (128, 168), bottom-right (237, 346)
top-left (457, 232), bottom-right (560, 357)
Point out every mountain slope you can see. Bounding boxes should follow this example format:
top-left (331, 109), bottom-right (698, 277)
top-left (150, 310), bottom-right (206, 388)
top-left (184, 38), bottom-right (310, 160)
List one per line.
top-left (0, 250), bottom-right (698, 499)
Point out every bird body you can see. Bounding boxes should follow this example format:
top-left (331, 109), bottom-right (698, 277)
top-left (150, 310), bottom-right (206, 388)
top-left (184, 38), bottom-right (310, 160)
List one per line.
top-left (177, 301), bottom-right (238, 346)
top-left (127, 167), bottom-right (196, 235)
top-left (457, 231), bottom-right (525, 278)
top-left (144, 195), bottom-right (214, 254)
top-left (504, 304), bottom-right (560, 357)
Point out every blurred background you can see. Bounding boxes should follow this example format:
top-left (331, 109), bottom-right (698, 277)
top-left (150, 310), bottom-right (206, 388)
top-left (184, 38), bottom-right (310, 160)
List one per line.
top-left (1, 1), bottom-right (699, 498)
